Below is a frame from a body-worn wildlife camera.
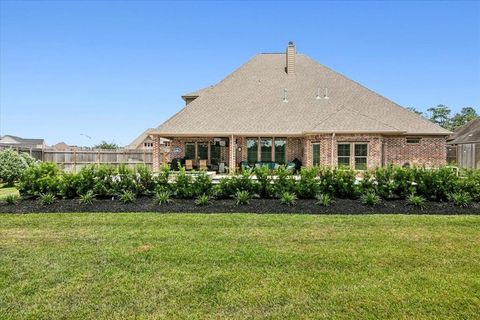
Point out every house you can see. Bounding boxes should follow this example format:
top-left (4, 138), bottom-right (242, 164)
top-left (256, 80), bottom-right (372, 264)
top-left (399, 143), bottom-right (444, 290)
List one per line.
top-left (447, 117), bottom-right (480, 168)
top-left (0, 135), bottom-right (46, 149)
top-left (127, 129), bottom-right (170, 150)
top-left (149, 42), bottom-right (451, 172)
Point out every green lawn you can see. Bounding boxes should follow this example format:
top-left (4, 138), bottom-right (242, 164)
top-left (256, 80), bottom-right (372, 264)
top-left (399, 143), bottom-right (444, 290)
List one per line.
top-left (0, 214), bottom-right (479, 319)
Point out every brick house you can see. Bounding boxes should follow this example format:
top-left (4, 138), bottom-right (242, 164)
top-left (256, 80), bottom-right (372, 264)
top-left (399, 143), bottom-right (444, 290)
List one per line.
top-left (149, 42), bottom-right (450, 172)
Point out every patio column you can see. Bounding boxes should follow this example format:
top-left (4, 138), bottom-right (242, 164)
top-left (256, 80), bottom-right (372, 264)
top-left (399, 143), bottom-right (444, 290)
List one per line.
top-left (229, 135), bottom-right (236, 174)
top-left (152, 135), bottom-right (161, 172)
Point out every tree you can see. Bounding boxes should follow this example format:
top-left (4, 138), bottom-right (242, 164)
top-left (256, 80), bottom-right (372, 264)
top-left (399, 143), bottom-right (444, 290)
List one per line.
top-left (406, 107), bottom-right (423, 116)
top-left (427, 104), bottom-right (452, 129)
top-left (0, 149), bottom-right (36, 186)
top-left (450, 107), bottom-right (478, 130)
top-left (94, 140), bottom-right (119, 149)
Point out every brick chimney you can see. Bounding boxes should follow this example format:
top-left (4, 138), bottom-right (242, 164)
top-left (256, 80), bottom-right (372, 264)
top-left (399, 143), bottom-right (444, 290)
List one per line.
top-left (286, 41), bottom-right (295, 74)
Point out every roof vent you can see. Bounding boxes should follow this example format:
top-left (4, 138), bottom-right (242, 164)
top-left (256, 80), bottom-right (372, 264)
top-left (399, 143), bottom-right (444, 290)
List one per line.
top-left (283, 88), bottom-right (288, 102)
top-left (286, 42), bottom-right (295, 74)
top-left (324, 87), bottom-right (329, 99)
top-left (316, 88), bottom-right (321, 100)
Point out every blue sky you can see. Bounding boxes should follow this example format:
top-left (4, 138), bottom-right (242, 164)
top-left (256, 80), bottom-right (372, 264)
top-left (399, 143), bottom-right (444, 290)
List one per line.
top-left (1, 1), bottom-right (479, 146)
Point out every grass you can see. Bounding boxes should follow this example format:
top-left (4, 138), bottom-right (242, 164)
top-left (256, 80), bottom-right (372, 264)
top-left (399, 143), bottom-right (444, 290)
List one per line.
top-left (0, 185), bottom-right (19, 200)
top-left (0, 213), bottom-right (479, 319)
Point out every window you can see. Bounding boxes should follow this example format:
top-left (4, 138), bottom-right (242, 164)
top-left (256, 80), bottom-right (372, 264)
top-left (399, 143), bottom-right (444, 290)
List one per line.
top-left (260, 138), bottom-right (272, 162)
top-left (198, 143), bottom-right (208, 160)
top-left (211, 143), bottom-right (221, 164)
top-left (185, 143), bottom-right (195, 160)
top-left (354, 143), bottom-right (368, 170)
top-left (274, 138), bottom-right (286, 164)
top-left (337, 143), bottom-right (351, 168)
top-left (247, 139), bottom-right (258, 163)
top-left (406, 137), bottom-right (422, 144)
top-left (144, 142), bottom-right (153, 148)
top-left (312, 143), bottom-right (320, 166)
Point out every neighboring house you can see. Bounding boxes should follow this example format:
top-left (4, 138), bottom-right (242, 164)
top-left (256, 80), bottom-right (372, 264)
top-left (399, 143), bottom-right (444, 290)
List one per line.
top-left (447, 117), bottom-right (480, 168)
top-left (0, 135), bottom-right (46, 149)
top-left (127, 129), bottom-right (170, 150)
top-left (149, 42), bottom-right (451, 172)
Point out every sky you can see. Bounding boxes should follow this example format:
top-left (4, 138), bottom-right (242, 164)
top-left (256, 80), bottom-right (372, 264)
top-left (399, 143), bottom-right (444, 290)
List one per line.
top-left (0, 1), bottom-right (479, 147)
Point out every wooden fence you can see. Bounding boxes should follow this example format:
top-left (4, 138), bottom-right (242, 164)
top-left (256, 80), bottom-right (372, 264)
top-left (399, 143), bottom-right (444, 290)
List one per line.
top-left (0, 146), bottom-right (153, 172)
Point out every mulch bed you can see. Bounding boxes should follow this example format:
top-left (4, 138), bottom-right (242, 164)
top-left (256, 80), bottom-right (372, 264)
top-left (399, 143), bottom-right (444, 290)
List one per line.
top-left (1, 197), bottom-right (479, 214)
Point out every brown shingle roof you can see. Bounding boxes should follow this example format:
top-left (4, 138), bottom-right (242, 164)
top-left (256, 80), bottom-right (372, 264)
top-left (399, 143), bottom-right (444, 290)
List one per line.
top-left (448, 117), bottom-right (480, 144)
top-left (155, 53), bottom-right (451, 136)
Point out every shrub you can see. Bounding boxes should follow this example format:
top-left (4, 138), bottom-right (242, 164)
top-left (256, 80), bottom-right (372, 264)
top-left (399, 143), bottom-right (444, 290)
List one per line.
top-left (449, 192), bottom-right (471, 208)
top-left (135, 165), bottom-right (155, 196)
top-left (229, 171), bottom-right (257, 195)
top-left (154, 190), bottom-right (172, 205)
top-left (155, 164), bottom-right (172, 192)
top-left (4, 194), bottom-right (19, 205)
top-left (315, 193), bottom-right (333, 207)
top-left (194, 194), bottom-right (210, 206)
top-left (234, 190), bottom-right (250, 205)
top-left (317, 167), bottom-right (337, 196)
top-left (374, 166), bottom-right (416, 199)
top-left (192, 171), bottom-right (212, 197)
top-left (174, 168), bottom-right (193, 198)
top-left (58, 172), bottom-right (79, 199)
top-left (360, 191), bottom-right (381, 206)
top-left (280, 192), bottom-right (297, 206)
top-left (412, 167), bottom-right (459, 202)
top-left (18, 162), bottom-right (62, 197)
top-left (269, 166), bottom-right (295, 198)
top-left (458, 169), bottom-right (480, 202)
top-left (296, 167), bottom-right (320, 199)
top-left (112, 165), bottom-right (138, 195)
top-left (332, 169), bottom-right (358, 199)
top-left (406, 194), bottom-right (426, 209)
top-left (39, 192), bottom-right (55, 206)
top-left (254, 166), bottom-right (271, 198)
top-left (119, 190), bottom-right (136, 204)
top-left (79, 191), bottom-right (95, 205)
top-left (0, 149), bottom-right (35, 186)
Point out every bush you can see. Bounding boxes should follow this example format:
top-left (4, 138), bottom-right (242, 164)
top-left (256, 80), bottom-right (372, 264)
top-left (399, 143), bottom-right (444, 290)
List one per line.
top-left (174, 167), bottom-right (193, 198)
top-left (316, 193), bottom-right (333, 207)
top-left (79, 191), bottom-right (95, 205)
top-left (58, 172), bottom-right (79, 199)
top-left (268, 166), bottom-right (295, 198)
top-left (155, 164), bottom-right (172, 192)
top-left (18, 162), bottom-right (62, 197)
top-left (0, 149), bottom-right (35, 186)
top-left (458, 169), bottom-right (480, 202)
top-left (374, 166), bottom-right (416, 199)
top-left (254, 166), bottom-right (271, 198)
top-left (234, 190), bottom-right (250, 205)
top-left (154, 190), bottom-right (172, 205)
top-left (192, 171), bottom-right (212, 197)
top-left (406, 194), bottom-right (426, 209)
top-left (39, 192), bottom-right (55, 205)
top-left (4, 194), bottom-right (19, 205)
top-left (112, 165), bottom-right (138, 196)
top-left (296, 167), bottom-right (320, 199)
top-left (332, 169), bottom-right (358, 199)
top-left (449, 192), bottom-right (471, 208)
top-left (280, 192), bottom-right (297, 206)
top-left (119, 190), bottom-right (136, 204)
top-left (194, 194), bottom-right (210, 206)
top-left (135, 165), bottom-right (155, 196)
top-left (361, 191), bottom-right (381, 206)
top-left (412, 167), bottom-right (459, 202)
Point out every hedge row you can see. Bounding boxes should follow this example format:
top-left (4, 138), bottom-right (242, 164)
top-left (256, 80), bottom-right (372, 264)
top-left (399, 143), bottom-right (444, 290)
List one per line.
top-left (17, 162), bottom-right (480, 202)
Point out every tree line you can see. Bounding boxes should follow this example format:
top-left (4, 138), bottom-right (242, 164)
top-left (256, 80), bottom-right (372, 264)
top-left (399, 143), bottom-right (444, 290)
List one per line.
top-left (406, 105), bottom-right (478, 131)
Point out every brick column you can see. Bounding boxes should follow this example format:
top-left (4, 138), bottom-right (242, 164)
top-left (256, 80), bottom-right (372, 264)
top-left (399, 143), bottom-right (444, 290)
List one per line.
top-left (229, 135), bottom-right (236, 174)
top-left (152, 135), bottom-right (161, 172)
top-left (302, 138), bottom-right (310, 168)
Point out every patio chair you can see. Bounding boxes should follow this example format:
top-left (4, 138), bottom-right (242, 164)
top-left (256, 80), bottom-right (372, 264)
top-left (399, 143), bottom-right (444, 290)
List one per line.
top-left (185, 159), bottom-right (193, 171)
top-left (199, 159), bottom-right (207, 171)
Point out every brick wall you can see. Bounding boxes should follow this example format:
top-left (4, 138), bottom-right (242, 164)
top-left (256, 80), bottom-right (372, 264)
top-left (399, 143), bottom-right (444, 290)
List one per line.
top-left (384, 136), bottom-right (447, 167)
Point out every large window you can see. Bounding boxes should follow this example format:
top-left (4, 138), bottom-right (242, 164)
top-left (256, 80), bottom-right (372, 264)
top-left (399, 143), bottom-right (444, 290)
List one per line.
top-left (312, 143), bottom-right (320, 166)
top-left (198, 143), bottom-right (208, 160)
top-left (247, 139), bottom-right (258, 164)
top-left (260, 138), bottom-right (272, 162)
top-left (337, 143), bottom-right (351, 168)
top-left (185, 143), bottom-right (195, 160)
top-left (274, 139), bottom-right (286, 164)
top-left (354, 143), bottom-right (368, 170)
top-left (211, 144), bottom-right (221, 164)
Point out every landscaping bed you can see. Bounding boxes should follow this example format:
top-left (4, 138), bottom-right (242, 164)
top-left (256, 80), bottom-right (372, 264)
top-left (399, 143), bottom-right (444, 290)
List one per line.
top-left (2, 197), bottom-right (479, 214)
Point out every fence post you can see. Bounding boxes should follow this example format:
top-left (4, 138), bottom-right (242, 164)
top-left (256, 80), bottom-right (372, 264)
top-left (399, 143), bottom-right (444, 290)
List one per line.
top-left (73, 150), bottom-right (77, 172)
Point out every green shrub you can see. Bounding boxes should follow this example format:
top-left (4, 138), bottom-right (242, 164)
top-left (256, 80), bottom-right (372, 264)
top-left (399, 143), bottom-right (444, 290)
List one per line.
top-left (79, 191), bottom-right (95, 205)
top-left (4, 194), bottom-right (19, 205)
top-left (230, 171), bottom-right (257, 194)
top-left (317, 167), bottom-right (337, 196)
top-left (296, 167), bottom-right (320, 199)
top-left (112, 165), bottom-right (138, 195)
top-left (155, 164), bottom-right (172, 192)
top-left (58, 172), bottom-right (79, 199)
top-left (192, 171), bottom-right (212, 197)
top-left (315, 193), bottom-right (333, 207)
top-left (119, 190), bottom-right (136, 204)
top-left (449, 192), bottom-right (471, 208)
top-left (174, 167), bottom-right (193, 198)
top-left (0, 149), bottom-right (36, 186)
top-left (412, 167), bottom-right (459, 201)
top-left (135, 165), bottom-right (155, 196)
top-left (332, 169), bottom-right (358, 199)
top-left (280, 192), bottom-right (297, 206)
top-left (406, 194), bottom-right (426, 209)
top-left (154, 190), bottom-right (172, 205)
top-left (194, 194), bottom-right (210, 206)
top-left (234, 190), bottom-right (250, 205)
top-left (254, 166), bottom-right (271, 198)
top-left (374, 166), bottom-right (416, 199)
top-left (18, 162), bottom-right (62, 197)
top-left (39, 192), bottom-right (55, 206)
top-left (458, 169), bottom-right (480, 202)
top-left (360, 191), bottom-right (381, 206)
top-left (92, 165), bottom-right (116, 198)
top-left (269, 166), bottom-right (295, 198)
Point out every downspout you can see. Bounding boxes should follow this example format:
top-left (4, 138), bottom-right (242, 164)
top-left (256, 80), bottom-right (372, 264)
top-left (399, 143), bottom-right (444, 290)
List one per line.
top-left (331, 133), bottom-right (335, 167)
